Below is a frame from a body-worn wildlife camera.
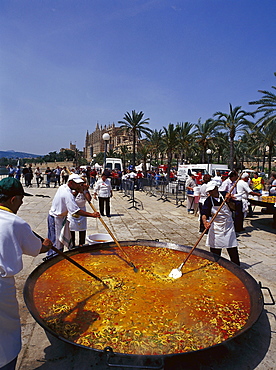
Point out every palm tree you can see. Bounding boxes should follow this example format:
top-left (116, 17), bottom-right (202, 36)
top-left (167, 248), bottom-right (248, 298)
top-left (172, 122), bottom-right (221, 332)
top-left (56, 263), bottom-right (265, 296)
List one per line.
top-left (118, 110), bottom-right (152, 167)
top-left (119, 145), bottom-right (129, 171)
top-left (146, 129), bottom-right (164, 168)
top-left (249, 74), bottom-right (276, 173)
top-left (251, 122), bottom-right (276, 174)
top-left (162, 123), bottom-right (180, 179)
top-left (137, 141), bottom-right (151, 175)
top-left (212, 131), bottom-right (229, 164)
top-left (176, 121), bottom-right (195, 164)
top-left (249, 73), bottom-right (276, 131)
top-left (193, 118), bottom-right (217, 163)
top-left (213, 104), bottom-right (254, 170)
top-left (106, 149), bottom-right (118, 158)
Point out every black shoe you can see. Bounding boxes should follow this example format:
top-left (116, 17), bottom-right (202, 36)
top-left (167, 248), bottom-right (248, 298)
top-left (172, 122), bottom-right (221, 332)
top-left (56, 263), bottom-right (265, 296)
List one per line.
top-left (42, 255), bottom-right (54, 262)
top-left (69, 245), bottom-right (78, 250)
top-left (107, 215), bottom-right (111, 217)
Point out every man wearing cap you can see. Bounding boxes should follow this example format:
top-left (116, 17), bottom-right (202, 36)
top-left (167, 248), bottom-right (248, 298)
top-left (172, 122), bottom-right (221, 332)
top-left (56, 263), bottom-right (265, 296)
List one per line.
top-left (0, 178), bottom-right (52, 370)
top-left (47, 173), bottom-right (100, 258)
top-left (234, 172), bottom-right (260, 232)
top-left (201, 181), bottom-right (240, 265)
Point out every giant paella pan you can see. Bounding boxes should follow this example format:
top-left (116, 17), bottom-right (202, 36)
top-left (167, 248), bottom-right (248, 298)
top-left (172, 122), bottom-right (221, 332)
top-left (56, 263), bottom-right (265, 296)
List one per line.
top-left (24, 240), bottom-right (264, 365)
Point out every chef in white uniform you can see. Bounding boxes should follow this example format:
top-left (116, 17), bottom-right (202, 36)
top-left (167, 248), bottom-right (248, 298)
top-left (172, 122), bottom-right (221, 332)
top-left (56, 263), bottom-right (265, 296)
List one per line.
top-left (0, 177), bottom-right (52, 370)
top-left (201, 181), bottom-right (240, 266)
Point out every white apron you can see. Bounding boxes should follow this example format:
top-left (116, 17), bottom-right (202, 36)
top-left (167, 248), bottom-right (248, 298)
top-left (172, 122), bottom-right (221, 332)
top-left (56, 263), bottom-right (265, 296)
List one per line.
top-left (206, 196), bottom-right (238, 249)
top-left (0, 277), bottom-right (21, 367)
top-left (67, 193), bottom-right (87, 232)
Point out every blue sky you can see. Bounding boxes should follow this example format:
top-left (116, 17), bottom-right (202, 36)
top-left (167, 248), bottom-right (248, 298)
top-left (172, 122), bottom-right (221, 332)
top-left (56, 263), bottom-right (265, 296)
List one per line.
top-left (1, 0), bottom-right (275, 155)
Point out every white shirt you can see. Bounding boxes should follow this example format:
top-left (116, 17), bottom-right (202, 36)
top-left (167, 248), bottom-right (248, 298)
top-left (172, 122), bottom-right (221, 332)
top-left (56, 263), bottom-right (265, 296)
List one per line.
top-left (128, 171), bottom-right (137, 179)
top-left (49, 184), bottom-right (80, 218)
top-left (199, 184), bottom-right (208, 204)
top-left (0, 210), bottom-right (42, 277)
top-left (94, 178), bottom-right (112, 197)
top-left (236, 180), bottom-right (252, 201)
top-left (219, 178), bottom-right (237, 194)
top-left (0, 209), bottom-right (42, 367)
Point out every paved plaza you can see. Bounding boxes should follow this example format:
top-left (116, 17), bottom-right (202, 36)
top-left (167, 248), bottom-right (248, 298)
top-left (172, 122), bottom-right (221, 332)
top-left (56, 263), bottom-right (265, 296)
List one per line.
top-left (14, 185), bottom-right (275, 370)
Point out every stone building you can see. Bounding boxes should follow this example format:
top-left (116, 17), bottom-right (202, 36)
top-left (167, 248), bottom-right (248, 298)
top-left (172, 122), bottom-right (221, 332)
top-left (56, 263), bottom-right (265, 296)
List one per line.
top-left (84, 122), bottom-right (133, 162)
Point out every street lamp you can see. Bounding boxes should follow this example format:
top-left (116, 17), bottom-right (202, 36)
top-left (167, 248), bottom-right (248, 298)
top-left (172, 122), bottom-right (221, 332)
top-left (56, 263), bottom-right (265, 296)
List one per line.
top-left (206, 149), bottom-right (212, 172)
top-left (102, 133), bottom-right (110, 169)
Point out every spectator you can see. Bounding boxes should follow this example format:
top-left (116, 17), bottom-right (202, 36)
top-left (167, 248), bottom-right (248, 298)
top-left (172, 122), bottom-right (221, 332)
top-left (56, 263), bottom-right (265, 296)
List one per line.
top-left (15, 166), bottom-right (21, 181)
top-left (186, 173), bottom-right (197, 214)
top-left (7, 165), bottom-right (15, 177)
top-left (24, 165), bottom-right (33, 187)
top-left (22, 165), bottom-right (29, 187)
top-left (89, 167), bottom-right (98, 188)
top-left (61, 166), bottom-right (70, 184)
top-left (93, 173), bottom-right (113, 217)
top-left (136, 170), bottom-right (144, 190)
top-left (45, 167), bottom-right (52, 188)
top-left (195, 171), bottom-right (203, 185)
top-left (54, 166), bottom-right (62, 186)
top-left (34, 167), bottom-right (43, 187)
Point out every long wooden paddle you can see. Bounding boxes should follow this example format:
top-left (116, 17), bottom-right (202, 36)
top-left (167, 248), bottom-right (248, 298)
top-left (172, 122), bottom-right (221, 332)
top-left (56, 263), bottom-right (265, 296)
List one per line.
top-left (33, 231), bottom-right (108, 287)
top-left (169, 172), bottom-right (242, 279)
top-left (88, 200), bottom-right (138, 272)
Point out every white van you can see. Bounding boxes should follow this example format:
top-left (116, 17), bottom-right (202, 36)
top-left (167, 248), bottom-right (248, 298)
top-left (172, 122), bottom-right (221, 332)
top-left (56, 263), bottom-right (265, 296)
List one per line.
top-left (177, 164), bottom-right (230, 181)
top-left (210, 165), bottom-right (230, 177)
top-left (105, 158), bottom-right (123, 172)
top-left (177, 164), bottom-right (208, 181)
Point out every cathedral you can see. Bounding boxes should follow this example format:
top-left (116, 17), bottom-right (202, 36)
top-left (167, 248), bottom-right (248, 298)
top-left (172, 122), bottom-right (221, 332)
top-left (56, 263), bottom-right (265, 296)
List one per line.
top-left (83, 122), bottom-right (133, 162)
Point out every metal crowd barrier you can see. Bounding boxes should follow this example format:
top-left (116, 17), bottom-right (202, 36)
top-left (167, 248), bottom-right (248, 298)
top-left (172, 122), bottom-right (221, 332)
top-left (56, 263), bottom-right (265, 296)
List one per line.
top-left (121, 179), bottom-right (142, 210)
top-left (175, 180), bottom-right (186, 207)
top-left (137, 178), bottom-right (186, 207)
top-left (156, 178), bottom-right (170, 202)
top-left (139, 177), bottom-right (157, 197)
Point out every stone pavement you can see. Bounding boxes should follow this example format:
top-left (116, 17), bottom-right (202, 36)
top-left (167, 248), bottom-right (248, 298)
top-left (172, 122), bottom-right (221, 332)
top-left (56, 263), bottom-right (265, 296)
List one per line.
top-left (14, 186), bottom-right (275, 370)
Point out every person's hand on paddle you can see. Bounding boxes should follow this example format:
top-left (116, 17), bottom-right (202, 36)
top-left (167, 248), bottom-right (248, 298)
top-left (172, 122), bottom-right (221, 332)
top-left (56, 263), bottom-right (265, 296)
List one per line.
top-left (41, 238), bottom-right (53, 253)
top-left (202, 216), bottom-right (211, 230)
top-left (91, 211), bottom-right (100, 218)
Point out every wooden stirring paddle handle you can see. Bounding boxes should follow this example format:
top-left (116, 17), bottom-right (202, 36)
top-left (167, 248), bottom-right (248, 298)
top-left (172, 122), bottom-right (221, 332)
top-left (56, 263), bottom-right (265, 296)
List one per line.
top-left (88, 200), bottom-right (138, 271)
top-left (33, 231), bottom-right (107, 287)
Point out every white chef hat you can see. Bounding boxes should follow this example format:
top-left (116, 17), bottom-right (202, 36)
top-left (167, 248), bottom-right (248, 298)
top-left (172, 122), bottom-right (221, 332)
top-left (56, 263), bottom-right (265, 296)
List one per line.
top-left (206, 181), bottom-right (218, 192)
top-left (241, 172), bottom-right (249, 179)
